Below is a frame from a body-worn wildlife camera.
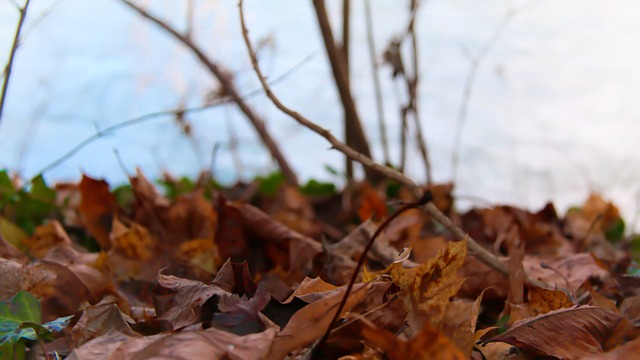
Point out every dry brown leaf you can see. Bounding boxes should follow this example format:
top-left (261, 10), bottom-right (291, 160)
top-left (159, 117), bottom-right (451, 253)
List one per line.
top-left (153, 272), bottom-right (227, 329)
top-left (232, 201), bottom-right (322, 277)
top-left (524, 253), bottom-right (610, 293)
top-left (25, 260), bottom-right (109, 321)
top-left (211, 258), bottom-right (258, 297)
top-left (385, 239), bottom-right (467, 329)
top-left (78, 175), bottom-right (118, 249)
top-left (0, 257), bottom-right (26, 299)
top-left (527, 286), bottom-right (574, 315)
top-left (267, 283), bottom-right (371, 360)
top-left (361, 319), bottom-right (467, 359)
top-left (268, 184), bottom-right (320, 237)
top-left (176, 238), bottom-right (221, 274)
top-left (356, 182), bottom-right (387, 221)
top-left (484, 305), bottom-right (623, 359)
top-left (441, 295), bottom-right (484, 356)
top-left (72, 302), bottom-right (137, 348)
top-left (283, 276), bottom-right (337, 304)
top-left (108, 218), bottom-right (160, 281)
top-left (582, 336), bottom-right (640, 360)
top-left (24, 220), bottom-right (71, 258)
top-left (68, 327), bottom-right (276, 360)
top-left (325, 219), bottom-right (418, 284)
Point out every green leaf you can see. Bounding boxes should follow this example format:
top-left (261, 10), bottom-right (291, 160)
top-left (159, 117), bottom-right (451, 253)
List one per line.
top-left (300, 179), bottom-right (336, 196)
top-left (0, 291), bottom-right (42, 345)
top-left (29, 175), bottom-right (55, 203)
top-left (631, 236), bottom-right (640, 262)
top-left (157, 176), bottom-right (196, 199)
top-left (0, 170), bottom-right (15, 196)
top-left (10, 176), bottom-right (58, 234)
top-left (256, 172), bottom-right (285, 196)
top-left (385, 182), bottom-right (401, 198)
top-left (112, 184), bottom-right (134, 208)
top-left (0, 339), bottom-right (24, 360)
top-left (605, 217), bottom-right (625, 242)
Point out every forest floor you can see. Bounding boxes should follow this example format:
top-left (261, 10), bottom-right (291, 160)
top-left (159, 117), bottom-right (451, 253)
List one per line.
top-left (1, 169), bottom-right (639, 359)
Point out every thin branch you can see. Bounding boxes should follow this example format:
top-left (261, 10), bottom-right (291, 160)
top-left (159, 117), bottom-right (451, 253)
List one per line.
top-left (406, 0), bottom-right (433, 184)
top-left (450, 2), bottom-right (535, 182)
top-left (364, 0), bottom-right (390, 165)
top-left (311, 0), bottom-right (379, 182)
top-left (239, 0), bottom-right (550, 290)
top-left (0, 0), bottom-right (31, 126)
top-left (119, 0), bottom-right (298, 186)
top-left (342, 0), bottom-right (353, 181)
top-left (35, 56), bottom-right (313, 177)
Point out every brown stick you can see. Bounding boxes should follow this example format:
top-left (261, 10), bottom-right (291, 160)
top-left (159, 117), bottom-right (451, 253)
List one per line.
top-left (406, 0), bottom-right (433, 184)
top-left (119, 0), bottom-right (298, 186)
top-left (311, 0), bottom-right (380, 182)
top-left (238, 0), bottom-right (548, 290)
top-left (317, 192), bottom-right (433, 350)
top-left (364, 0), bottom-right (390, 165)
top-left (341, 0), bottom-right (353, 181)
top-left (0, 0), bottom-right (31, 126)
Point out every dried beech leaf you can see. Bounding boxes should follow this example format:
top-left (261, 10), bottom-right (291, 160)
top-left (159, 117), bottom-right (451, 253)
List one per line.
top-left (78, 175), bottom-right (118, 249)
top-left (153, 272), bottom-right (226, 329)
top-left (484, 306), bottom-right (623, 359)
top-left (361, 319), bottom-right (467, 359)
top-left (267, 283), bottom-right (371, 360)
top-left (582, 336), bottom-right (640, 360)
top-left (282, 277), bottom-right (337, 304)
top-left (68, 328), bottom-right (276, 360)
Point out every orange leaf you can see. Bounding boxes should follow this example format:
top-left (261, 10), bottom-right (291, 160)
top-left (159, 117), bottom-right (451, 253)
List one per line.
top-left (78, 175), bottom-right (118, 249)
top-left (356, 183), bottom-right (387, 221)
top-left (361, 320), bottom-right (467, 359)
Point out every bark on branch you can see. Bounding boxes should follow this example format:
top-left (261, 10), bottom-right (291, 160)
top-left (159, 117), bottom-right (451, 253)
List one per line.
top-left (238, 0), bottom-right (548, 289)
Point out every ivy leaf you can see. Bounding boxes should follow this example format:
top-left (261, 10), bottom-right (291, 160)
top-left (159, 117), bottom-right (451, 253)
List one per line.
top-left (0, 291), bottom-right (42, 345)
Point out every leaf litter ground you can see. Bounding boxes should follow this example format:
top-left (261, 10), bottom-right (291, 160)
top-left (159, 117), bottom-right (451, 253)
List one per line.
top-left (0, 170), bottom-right (639, 359)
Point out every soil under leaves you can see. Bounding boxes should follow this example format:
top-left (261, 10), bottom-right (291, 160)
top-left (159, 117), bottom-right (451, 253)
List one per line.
top-left (1, 170), bottom-right (639, 359)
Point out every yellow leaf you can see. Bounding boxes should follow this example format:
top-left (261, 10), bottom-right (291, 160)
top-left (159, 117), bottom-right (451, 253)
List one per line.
top-left (362, 265), bottom-right (377, 282)
top-left (385, 239), bottom-right (467, 328)
top-left (0, 217), bottom-right (28, 251)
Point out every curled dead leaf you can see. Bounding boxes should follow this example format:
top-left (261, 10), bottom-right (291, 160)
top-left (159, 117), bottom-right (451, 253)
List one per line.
top-left (483, 306), bottom-right (623, 359)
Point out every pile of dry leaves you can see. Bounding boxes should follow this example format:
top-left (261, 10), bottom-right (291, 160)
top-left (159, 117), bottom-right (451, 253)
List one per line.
top-left (1, 170), bottom-right (639, 359)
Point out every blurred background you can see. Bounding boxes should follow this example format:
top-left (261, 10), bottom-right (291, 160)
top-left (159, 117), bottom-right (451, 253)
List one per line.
top-left (1, 0), bottom-right (640, 229)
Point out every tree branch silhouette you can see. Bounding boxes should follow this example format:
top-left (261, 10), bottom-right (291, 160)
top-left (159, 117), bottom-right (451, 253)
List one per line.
top-left (119, 0), bottom-right (299, 185)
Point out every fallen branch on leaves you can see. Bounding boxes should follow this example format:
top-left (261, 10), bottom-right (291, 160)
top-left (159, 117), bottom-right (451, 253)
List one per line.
top-left (237, 0), bottom-right (548, 290)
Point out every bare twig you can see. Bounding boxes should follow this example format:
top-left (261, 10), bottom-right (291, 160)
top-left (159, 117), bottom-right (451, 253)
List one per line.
top-left (386, 1), bottom-right (432, 183)
top-left (0, 0), bottom-right (31, 126)
top-left (450, 2), bottom-right (532, 182)
top-left (239, 0), bottom-right (551, 290)
top-left (311, 0), bottom-right (380, 182)
top-left (363, 0), bottom-right (390, 165)
top-left (119, 0), bottom-right (299, 186)
top-left (406, 0), bottom-right (433, 184)
top-left (341, 0), bottom-right (353, 181)
top-left (36, 57), bottom-right (313, 177)
top-left (317, 193), bottom-right (432, 350)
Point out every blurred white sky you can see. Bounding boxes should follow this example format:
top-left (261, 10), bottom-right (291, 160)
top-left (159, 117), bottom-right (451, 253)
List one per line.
top-left (1, 0), bottom-right (640, 229)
